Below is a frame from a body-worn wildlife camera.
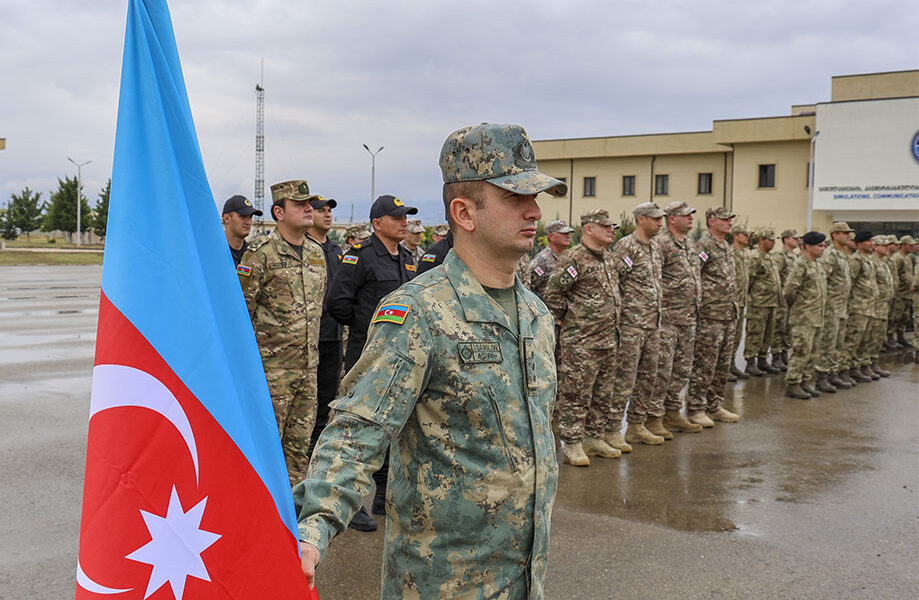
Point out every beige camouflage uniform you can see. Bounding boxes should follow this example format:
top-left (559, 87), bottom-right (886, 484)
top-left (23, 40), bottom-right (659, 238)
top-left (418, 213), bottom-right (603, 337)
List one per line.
top-left (771, 236), bottom-right (798, 354)
top-left (528, 247), bottom-right (562, 300)
top-left (891, 242), bottom-right (914, 341)
top-left (868, 244), bottom-right (895, 361)
top-left (744, 237), bottom-right (781, 363)
top-left (731, 227), bottom-right (750, 361)
top-left (842, 248), bottom-right (878, 370)
top-left (783, 253), bottom-right (827, 385)
top-left (239, 227), bottom-right (326, 485)
top-left (816, 235), bottom-right (852, 376)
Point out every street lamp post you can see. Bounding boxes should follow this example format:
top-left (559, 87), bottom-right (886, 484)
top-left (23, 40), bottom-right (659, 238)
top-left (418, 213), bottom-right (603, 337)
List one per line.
top-left (68, 157), bottom-right (92, 246)
top-left (362, 144), bottom-right (383, 203)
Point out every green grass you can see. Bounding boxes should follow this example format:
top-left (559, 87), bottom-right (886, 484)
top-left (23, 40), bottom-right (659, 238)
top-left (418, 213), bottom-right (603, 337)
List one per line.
top-left (0, 251), bottom-right (104, 266)
top-left (1, 237), bottom-right (104, 250)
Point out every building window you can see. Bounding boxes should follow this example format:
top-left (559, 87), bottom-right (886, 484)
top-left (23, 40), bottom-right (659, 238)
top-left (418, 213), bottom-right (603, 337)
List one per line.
top-left (622, 175), bottom-right (635, 196)
top-left (698, 173), bottom-right (713, 195)
top-left (758, 164), bottom-right (775, 188)
top-left (654, 174), bottom-right (669, 196)
top-left (583, 176), bottom-right (596, 197)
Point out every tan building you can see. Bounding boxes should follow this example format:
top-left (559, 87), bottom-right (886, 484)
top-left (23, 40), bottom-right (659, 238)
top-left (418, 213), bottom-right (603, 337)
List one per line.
top-left (534, 70), bottom-right (919, 235)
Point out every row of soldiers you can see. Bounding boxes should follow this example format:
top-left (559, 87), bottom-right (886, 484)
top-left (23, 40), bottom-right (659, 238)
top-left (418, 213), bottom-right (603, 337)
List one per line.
top-left (518, 201), bottom-right (918, 466)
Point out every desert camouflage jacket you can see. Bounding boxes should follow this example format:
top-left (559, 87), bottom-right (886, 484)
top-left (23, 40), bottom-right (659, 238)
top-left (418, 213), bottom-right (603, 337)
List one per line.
top-left (747, 249), bottom-right (781, 308)
top-left (609, 233), bottom-right (662, 329)
top-left (848, 252), bottom-right (878, 318)
top-left (783, 254), bottom-right (827, 327)
top-left (654, 229), bottom-right (701, 326)
top-left (696, 231), bottom-right (738, 321)
top-left (874, 255), bottom-right (895, 320)
top-left (819, 245), bottom-right (852, 318)
top-left (527, 246), bottom-right (561, 300)
top-left (732, 246), bottom-right (749, 308)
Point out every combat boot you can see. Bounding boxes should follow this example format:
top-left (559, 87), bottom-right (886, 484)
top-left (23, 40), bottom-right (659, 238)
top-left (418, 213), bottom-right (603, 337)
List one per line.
top-left (582, 437), bottom-right (621, 459)
top-left (731, 362), bottom-right (750, 379)
top-left (663, 410), bottom-right (703, 433)
top-left (829, 372), bottom-right (852, 390)
top-left (815, 374), bottom-right (837, 393)
top-left (645, 417), bottom-right (674, 440)
top-left (897, 332), bottom-right (910, 348)
top-left (883, 335), bottom-right (898, 351)
top-left (727, 371), bottom-right (738, 382)
top-left (745, 360), bottom-right (764, 376)
top-left (861, 365), bottom-right (880, 380)
top-left (871, 362), bottom-right (890, 377)
top-left (849, 367), bottom-right (871, 383)
top-left (562, 441), bottom-right (590, 467)
top-left (709, 407), bottom-right (740, 422)
top-left (758, 356), bottom-right (780, 374)
top-left (771, 352), bottom-right (787, 371)
top-left (348, 506), bottom-right (378, 532)
top-left (688, 411), bottom-right (715, 428)
top-left (781, 349), bottom-right (790, 366)
top-left (625, 423), bottom-right (664, 445)
top-left (801, 380), bottom-right (821, 397)
top-left (602, 430), bottom-right (632, 453)
top-left (839, 370), bottom-right (857, 386)
top-left (785, 382), bottom-right (811, 399)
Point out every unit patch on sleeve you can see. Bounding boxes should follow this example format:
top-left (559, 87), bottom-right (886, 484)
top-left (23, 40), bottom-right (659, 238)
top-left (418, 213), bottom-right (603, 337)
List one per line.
top-left (534, 266), bottom-right (544, 276)
top-left (698, 250), bottom-right (709, 262)
top-left (372, 303), bottom-right (411, 325)
top-left (342, 255), bottom-right (359, 265)
top-left (405, 263), bottom-right (416, 272)
top-left (421, 253), bottom-right (437, 263)
top-left (623, 256), bottom-right (634, 268)
top-left (566, 265), bottom-right (578, 279)
top-left (236, 265), bottom-right (252, 277)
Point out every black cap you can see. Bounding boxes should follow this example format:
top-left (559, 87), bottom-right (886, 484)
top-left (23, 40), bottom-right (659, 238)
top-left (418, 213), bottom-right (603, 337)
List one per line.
top-left (310, 197), bottom-right (337, 210)
top-left (802, 231), bottom-right (826, 246)
top-left (222, 194), bottom-right (262, 217)
top-left (369, 195), bottom-right (418, 220)
top-left (854, 230), bottom-right (873, 243)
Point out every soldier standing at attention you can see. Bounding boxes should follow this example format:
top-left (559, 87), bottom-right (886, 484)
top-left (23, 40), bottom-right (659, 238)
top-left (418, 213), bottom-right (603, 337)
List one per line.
top-left (782, 232), bottom-right (828, 399)
top-left (866, 236), bottom-right (895, 376)
top-left (744, 228), bottom-right (783, 377)
top-left (892, 235), bottom-right (916, 348)
top-left (841, 230), bottom-right (878, 383)
top-left (653, 201), bottom-right (704, 434)
top-left (687, 207), bottom-right (741, 427)
top-left (729, 224), bottom-right (753, 378)
top-left (326, 193), bottom-right (418, 532)
top-left (401, 218), bottom-right (426, 265)
top-left (528, 219), bottom-right (574, 300)
top-left (221, 194), bottom-right (262, 266)
top-left (610, 202), bottom-right (668, 445)
top-left (237, 180), bottom-right (326, 485)
top-left (544, 210), bottom-right (624, 466)
top-left (771, 230), bottom-right (799, 369)
top-left (881, 236), bottom-right (902, 351)
top-left (814, 222), bottom-right (856, 392)
top-left (295, 123), bottom-right (566, 599)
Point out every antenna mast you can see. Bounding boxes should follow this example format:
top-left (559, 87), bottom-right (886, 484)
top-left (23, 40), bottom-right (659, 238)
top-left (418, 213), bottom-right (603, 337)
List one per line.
top-left (254, 59), bottom-right (266, 232)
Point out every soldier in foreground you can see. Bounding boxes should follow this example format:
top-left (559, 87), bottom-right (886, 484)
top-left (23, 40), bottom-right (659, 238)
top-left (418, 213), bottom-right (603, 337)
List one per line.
top-left (841, 230), bottom-right (878, 383)
top-left (545, 210), bottom-right (624, 466)
top-left (295, 123), bottom-right (566, 599)
top-left (237, 180), bottom-right (326, 485)
top-left (653, 201), bottom-right (703, 434)
top-left (528, 219), bottom-right (574, 300)
top-left (782, 232), bottom-right (828, 399)
top-left (867, 236), bottom-right (895, 376)
top-left (814, 222), bottom-right (855, 392)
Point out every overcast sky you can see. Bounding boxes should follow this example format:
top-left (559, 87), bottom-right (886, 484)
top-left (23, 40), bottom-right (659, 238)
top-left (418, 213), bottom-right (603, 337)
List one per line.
top-left (1, 0), bottom-right (916, 223)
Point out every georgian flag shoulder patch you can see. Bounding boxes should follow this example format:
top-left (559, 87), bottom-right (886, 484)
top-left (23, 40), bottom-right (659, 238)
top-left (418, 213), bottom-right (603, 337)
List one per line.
top-left (698, 250), bottom-right (709, 262)
top-left (566, 265), bottom-right (578, 278)
top-left (623, 256), bottom-right (634, 268)
top-left (534, 266), bottom-right (544, 276)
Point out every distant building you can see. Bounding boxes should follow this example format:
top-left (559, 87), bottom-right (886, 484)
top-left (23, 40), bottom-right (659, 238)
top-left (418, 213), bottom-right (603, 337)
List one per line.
top-left (533, 70), bottom-right (919, 236)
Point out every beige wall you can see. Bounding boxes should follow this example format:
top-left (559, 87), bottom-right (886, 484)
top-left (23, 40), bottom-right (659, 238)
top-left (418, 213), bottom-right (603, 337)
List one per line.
top-left (831, 70), bottom-right (919, 102)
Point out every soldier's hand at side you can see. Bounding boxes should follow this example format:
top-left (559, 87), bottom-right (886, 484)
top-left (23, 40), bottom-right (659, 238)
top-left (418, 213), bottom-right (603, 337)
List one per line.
top-left (300, 542), bottom-right (321, 589)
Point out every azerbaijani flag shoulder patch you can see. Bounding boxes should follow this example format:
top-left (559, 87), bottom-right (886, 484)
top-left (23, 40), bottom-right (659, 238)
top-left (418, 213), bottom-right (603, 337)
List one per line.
top-left (421, 253), bottom-right (437, 263)
top-left (372, 303), bottom-right (411, 325)
top-left (236, 265), bottom-right (252, 277)
top-left (342, 254), bottom-right (359, 265)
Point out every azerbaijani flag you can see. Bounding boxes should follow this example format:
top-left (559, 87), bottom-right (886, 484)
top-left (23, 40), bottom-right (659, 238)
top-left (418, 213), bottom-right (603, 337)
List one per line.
top-left (75, 1), bottom-right (313, 598)
top-left (372, 303), bottom-right (411, 325)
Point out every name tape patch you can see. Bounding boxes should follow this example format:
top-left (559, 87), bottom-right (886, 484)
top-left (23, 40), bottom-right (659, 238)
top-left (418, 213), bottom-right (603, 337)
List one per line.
top-left (457, 342), bottom-right (503, 364)
top-left (405, 263), bottom-right (416, 271)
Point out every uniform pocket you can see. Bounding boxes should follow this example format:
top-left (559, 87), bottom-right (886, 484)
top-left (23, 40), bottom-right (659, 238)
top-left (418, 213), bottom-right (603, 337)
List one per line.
top-left (487, 386), bottom-right (518, 472)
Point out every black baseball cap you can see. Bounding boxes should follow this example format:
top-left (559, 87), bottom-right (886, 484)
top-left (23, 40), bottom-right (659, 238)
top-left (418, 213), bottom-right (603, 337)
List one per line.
top-left (801, 231), bottom-right (826, 246)
top-left (369, 195), bottom-right (418, 220)
top-left (310, 196), bottom-right (338, 210)
top-left (222, 194), bottom-right (262, 217)
top-left (854, 230), bottom-right (873, 243)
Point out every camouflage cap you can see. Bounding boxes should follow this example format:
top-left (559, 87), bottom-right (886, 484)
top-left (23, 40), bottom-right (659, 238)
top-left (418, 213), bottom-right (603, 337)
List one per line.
top-left (406, 218), bottom-right (425, 234)
top-left (731, 224), bottom-right (751, 235)
top-left (545, 220), bottom-right (575, 234)
top-left (345, 224), bottom-right (371, 240)
top-left (432, 224), bottom-right (449, 236)
top-left (780, 228), bottom-right (798, 239)
top-left (663, 201), bottom-right (695, 216)
top-left (705, 206), bottom-right (735, 221)
top-left (829, 221), bottom-right (855, 234)
top-left (270, 179), bottom-right (318, 205)
top-left (755, 228), bottom-right (776, 240)
top-left (871, 234), bottom-right (889, 245)
top-left (886, 235), bottom-right (900, 245)
top-left (439, 123), bottom-right (568, 197)
top-left (900, 235), bottom-right (917, 245)
top-left (633, 202), bottom-right (666, 219)
top-left (581, 209), bottom-right (616, 227)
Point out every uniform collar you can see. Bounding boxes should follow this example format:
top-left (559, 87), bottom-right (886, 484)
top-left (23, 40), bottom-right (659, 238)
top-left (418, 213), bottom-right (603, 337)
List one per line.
top-left (270, 229), bottom-right (305, 261)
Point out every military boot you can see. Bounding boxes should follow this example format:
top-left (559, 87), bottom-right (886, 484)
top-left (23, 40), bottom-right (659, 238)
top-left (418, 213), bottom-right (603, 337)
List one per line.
top-left (871, 362), bottom-right (890, 377)
top-left (727, 371), bottom-right (738, 382)
top-left (645, 417), bottom-right (674, 440)
top-left (785, 382), bottom-right (811, 399)
top-left (582, 437), bottom-right (621, 459)
top-left (709, 407), bottom-right (740, 422)
top-left (861, 365), bottom-right (880, 380)
top-left (829, 372), bottom-right (852, 390)
top-left (781, 349), bottom-right (790, 366)
top-left (663, 410), bottom-right (703, 433)
top-left (771, 352), bottom-right (787, 371)
top-left (839, 370), bottom-right (858, 386)
top-left (625, 423), bottom-right (664, 445)
top-left (849, 367), bottom-right (871, 383)
top-left (348, 506), bottom-right (378, 532)
top-left (688, 411), bottom-right (716, 428)
top-left (815, 374), bottom-right (837, 393)
top-left (731, 363), bottom-right (751, 379)
top-left (758, 356), bottom-right (780, 374)
top-left (801, 380), bottom-right (821, 397)
top-left (562, 441), bottom-right (590, 467)
top-left (743, 360), bottom-right (764, 377)
top-left (371, 487), bottom-right (387, 516)
top-left (883, 335), bottom-right (898, 351)
top-left (602, 430), bottom-right (632, 453)
top-left (897, 332), bottom-right (910, 348)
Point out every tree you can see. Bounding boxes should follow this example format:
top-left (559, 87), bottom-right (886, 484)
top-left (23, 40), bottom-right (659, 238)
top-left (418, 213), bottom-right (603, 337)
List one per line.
top-left (42, 176), bottom-right (91, 242)
top-left (0, 207), bottom-right (17, 240)
top-left (92, 179), bottom-right (111, 239)
top-left (8, 187), bottom-right (45, 241)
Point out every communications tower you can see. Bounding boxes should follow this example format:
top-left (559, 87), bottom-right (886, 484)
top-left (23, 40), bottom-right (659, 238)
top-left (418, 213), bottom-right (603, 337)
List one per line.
top-left (254, 64), bottom-right (265, 232)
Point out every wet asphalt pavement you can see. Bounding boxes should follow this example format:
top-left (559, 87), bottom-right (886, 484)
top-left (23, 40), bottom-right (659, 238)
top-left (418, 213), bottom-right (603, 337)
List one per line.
top-left (1, 265), bottom-right (917, 599)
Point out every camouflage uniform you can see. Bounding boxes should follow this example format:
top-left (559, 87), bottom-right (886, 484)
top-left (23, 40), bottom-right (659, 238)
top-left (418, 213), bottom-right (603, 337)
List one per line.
top-left (688, 230), bottom-right (738, 414)
top-left (868, 249), bottom-right (895, 360)
top-left (528, 247), bottom-right (562, 300)
top-left (294, 251), bottom-right (559, 600)
top-left (841, 250), bottom-right (878, 370)
top-left (815, 242), bottom-right (852, 375)
top-left (653, 227), bottom-right (700, 412)
top-left (744, 245), bottom-right (781, 362)
top-left (782, 254), bottom-right (827, 385)
top-left (239, 227), bottom-right (326, 485)
top-left (516, 254), bottom-right (531, 289)
top-left (892, 245), bottom-right (915, 338)
top-left (610, 232), bottom-right (663, 423)
top-left (544, 242), bottom-right (620, 442)
top-left (731, 237), bottom-right (750, 360)
top-left (771, 243), bottom-right (798, 353)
